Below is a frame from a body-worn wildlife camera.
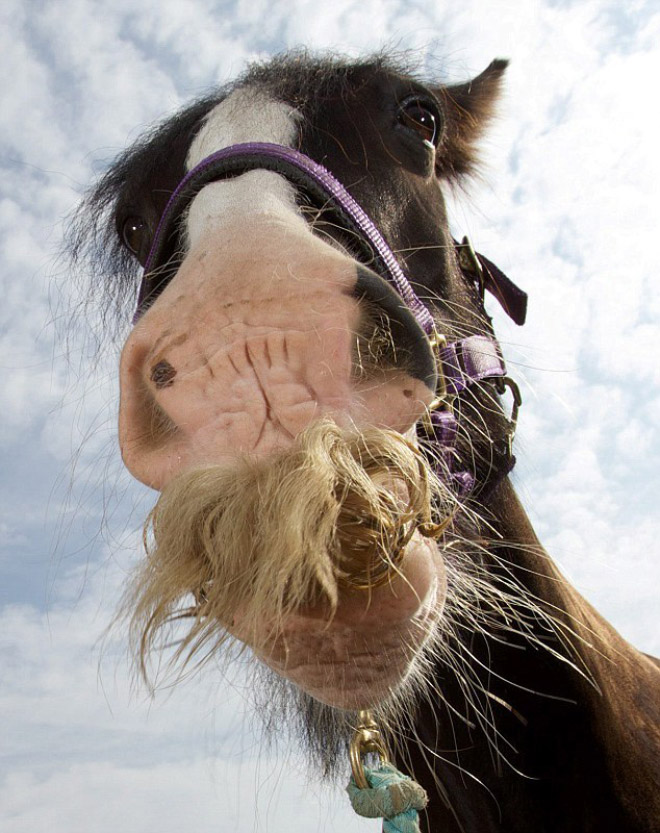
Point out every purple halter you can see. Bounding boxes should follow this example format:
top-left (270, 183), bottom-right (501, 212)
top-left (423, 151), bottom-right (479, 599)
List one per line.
top-left (138, 142), bottom-right (527, 493)
top-left (141, 142), bottom-right (435, 333)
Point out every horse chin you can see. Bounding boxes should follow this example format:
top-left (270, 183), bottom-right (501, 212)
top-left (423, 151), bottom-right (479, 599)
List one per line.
top-left (239, 531), bottom-right (447, 710)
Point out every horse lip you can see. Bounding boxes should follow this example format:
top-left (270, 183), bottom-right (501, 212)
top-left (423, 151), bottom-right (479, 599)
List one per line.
top-left (354, 264), bottom-right (437, 392)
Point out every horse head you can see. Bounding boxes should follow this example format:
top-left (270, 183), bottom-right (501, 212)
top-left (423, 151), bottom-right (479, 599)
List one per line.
top-left (71, 52), bottom-right (660, 831)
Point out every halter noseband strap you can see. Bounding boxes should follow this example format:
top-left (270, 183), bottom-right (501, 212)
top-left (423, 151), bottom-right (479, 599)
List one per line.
top-left (137, 141), bottom-right (527, 493)
top-left (139, 142), bottom-right (434, 333)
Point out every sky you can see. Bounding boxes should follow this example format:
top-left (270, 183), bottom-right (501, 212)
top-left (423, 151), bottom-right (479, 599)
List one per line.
top-left (1, 0), bottom-right (659, 830)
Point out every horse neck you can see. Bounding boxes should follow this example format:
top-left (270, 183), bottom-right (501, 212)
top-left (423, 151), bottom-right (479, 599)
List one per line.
top-left (405, 478), bottom-right (660, 833)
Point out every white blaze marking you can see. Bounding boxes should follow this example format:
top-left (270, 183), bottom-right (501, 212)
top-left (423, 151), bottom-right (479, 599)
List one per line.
top-left (185, 88), bottom-right (304, 248)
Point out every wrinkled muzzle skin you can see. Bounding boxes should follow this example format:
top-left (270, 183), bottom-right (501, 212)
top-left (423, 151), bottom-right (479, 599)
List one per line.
top-left (118, 92), bottom-right (447, 710)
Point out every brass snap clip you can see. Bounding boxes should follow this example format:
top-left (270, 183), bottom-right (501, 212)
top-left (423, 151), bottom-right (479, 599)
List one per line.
top-left (421, 328), bottom-right (454, 432)
top-left (496, 375), bottom-right (522, 454)
top-left (349, 709), bottom-right (390, 790)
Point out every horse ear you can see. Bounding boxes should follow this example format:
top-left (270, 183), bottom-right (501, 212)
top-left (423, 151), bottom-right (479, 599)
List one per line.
top-left (436, 58), bottom-right (508, 179)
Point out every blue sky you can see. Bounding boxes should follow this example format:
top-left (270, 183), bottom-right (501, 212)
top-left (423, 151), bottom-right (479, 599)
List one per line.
top-left (1, 0), bottom-right (659, 830)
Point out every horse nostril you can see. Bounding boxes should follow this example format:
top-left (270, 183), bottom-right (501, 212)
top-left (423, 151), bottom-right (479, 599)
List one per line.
top-left (354, 265), bottom-right (437, 392)
top-left (150, 360), bottom-right (177, 389)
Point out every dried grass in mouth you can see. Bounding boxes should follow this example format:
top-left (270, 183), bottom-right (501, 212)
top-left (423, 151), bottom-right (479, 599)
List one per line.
top-left (124, 418), bottom-right (450, 680)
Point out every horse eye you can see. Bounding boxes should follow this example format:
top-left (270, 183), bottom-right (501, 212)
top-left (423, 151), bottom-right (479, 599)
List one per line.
top-left (121, 215), bottom-right (148, 255)
top-left (398, 99), bottom-right (441, 147)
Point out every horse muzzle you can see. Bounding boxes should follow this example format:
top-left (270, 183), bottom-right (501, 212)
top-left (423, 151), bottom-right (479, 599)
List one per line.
top-left (119, 143), bottom-right (439, 490)
top-left (119, 206), bottom-right (436, 490)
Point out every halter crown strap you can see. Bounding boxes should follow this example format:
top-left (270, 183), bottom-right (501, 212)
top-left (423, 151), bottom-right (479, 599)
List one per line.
top-left (455, 236), bottom-right (528, 326)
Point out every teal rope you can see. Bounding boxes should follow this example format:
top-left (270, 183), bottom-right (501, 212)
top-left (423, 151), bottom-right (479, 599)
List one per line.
top-left (346, 761), bottom-right (428, 833)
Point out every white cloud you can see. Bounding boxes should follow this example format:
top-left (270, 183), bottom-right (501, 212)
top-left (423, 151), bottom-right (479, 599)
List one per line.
top-left (0, 551), bottom-right (377, 832)
top-left (441, 0), bottom-right (660, 655)
top-left (1, 758), bottom-right (377, 833)
top-left (1, 0), bottom-right (658, 830)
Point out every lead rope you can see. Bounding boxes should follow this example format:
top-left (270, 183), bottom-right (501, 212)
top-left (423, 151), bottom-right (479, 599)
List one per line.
top-left (346, 710), bottom-right (428, 832)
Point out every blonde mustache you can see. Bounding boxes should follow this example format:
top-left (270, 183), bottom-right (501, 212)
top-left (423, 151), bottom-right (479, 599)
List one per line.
top-left (124, 418), bottom-right (451, 679)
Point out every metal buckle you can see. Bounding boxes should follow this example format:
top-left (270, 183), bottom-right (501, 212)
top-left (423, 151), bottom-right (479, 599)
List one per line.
top-left (496, 375), bottom-right (522, 453)
top-left (457, 235), bottom-right (485, 297)
top-left (425, 328), bottom-right (453, 415)
top-left (349, 710), bottom-right (390, 789)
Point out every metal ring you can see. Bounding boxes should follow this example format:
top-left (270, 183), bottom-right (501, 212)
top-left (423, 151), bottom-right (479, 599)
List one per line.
top-left (457, 235), bottom-right (485, 298)
top-left (349, 710), bottom-right (390, 789)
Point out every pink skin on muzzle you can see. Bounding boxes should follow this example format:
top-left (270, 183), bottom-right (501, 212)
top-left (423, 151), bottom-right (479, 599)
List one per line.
top-left (120, 217), bottom-right (433, 488)
top-left (119, 212), bottom-right (446, 708)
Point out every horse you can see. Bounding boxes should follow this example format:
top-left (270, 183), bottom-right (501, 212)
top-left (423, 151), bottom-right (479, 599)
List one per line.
top-left (69, 51), bottom-right (660, 832)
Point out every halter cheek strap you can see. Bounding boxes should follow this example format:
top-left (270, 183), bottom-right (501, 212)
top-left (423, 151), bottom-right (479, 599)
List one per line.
top-left (137, 141), bottom-right (527, 492)
top-left (420, 333), bottom-right (522, 495)
top-left (456, 235), bottom-right (527, 326)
